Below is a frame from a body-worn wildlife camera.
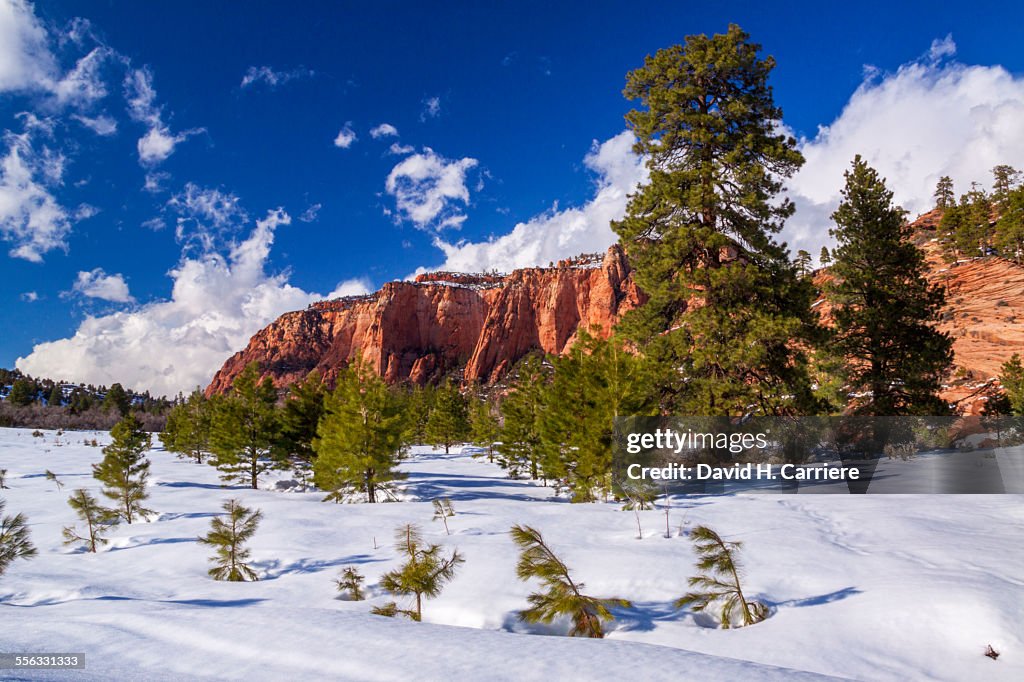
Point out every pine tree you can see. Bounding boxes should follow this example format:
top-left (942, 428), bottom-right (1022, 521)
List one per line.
top-left (992, 164), bottom-right (1020, 205)
top-left (62, 489), bottom-right (118, 552)
top-left (999, 354), bottom-right (1024, 415)
top-left (827, 156), bottom-right (953, 415)
top-left (819, 246), bottom-right (831, 266)
top-left (432, 498), bottom-right (455, 535)
top-left (995, 186), bottom-right (1024, 264)
top-left (539, 333), bottom-right (655, 501)
top-left (372, 524), bottom-right (464, 622)
top-left (47, 384), bottom-right (63, 407)
top-left (0, 499), bottom-right (38, 577)
top-left (794, 249), bottom-right (812, 277)
top-left (45, 469), bottom-right (63, 490)
top-left (510, 524), bottom-right (630, 638)
top-left (467, 394), bottom-right (500, 462)
top-left (675, 525), bottom-right (767, 628)
top-left (934, 175), bottom-right (955, 209)
top-left (161, 389), bottom-right (212, 464)
top-left (276, 370), bottom-right (326, 472)
top-left (93, 414), bottom-right (154, 523)
top-left (197, 498), bottom-right (262, 581)
top-left (499, 356), bottom-right (548, 480)
top-left (425, 380), bottom-right (469, 454)
top-left (335, 566), bottom-right (365, 601)
top-left (312, 358), bottom-right (408, 503)
top-left (613, 25), bottom-right (819, 416)
top-left (405, 385), bottom-right (435, 445)
top-left (102, 383), bottom-right (131, 416)
top-left (8, 378), bottom-right (35, 406)
top-left (209, 363), bottom-right (282, 489)
top-left (953, 186), bottom-right (992, 256)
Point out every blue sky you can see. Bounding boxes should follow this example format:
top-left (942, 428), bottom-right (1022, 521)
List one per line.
top-left (3, 0), bottom-right (1024, 395)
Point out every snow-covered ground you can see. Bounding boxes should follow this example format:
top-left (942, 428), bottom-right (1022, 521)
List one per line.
top-left (1, 427), bottom-right (1021, 681)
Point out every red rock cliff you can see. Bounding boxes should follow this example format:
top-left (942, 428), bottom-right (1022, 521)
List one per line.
top-left (205, 246), bottom-right (644, 394)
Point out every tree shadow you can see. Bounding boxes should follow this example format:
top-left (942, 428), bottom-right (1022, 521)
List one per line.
top-left (767, 586), bottom-right (862, 608)
top-left (106, 537), bottom-right (197, 552)
top-left (156, 511), bottom-right (220, 521)
top-left (254, 553), bottom-right (387, 580)
top-left (401, 472), bottom-right (560, 503)
top-left (156, 481), bottom-right (235, 490)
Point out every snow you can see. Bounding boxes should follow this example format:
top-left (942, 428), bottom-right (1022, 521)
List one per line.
top-left (1, 427), bottom-right (1022, 681)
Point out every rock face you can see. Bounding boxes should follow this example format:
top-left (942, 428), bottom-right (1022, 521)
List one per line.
top-left (205, 246), bottom-right (644, 395)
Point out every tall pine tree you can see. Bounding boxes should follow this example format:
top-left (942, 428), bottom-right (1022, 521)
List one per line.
top-left (425, 380), bottom-right (470, 454)
top-left (93, 414), bottom-right (153, 523)
top-left (276, 370), bottom-right (326, 472)
top-left (613, 25), bottom-right (819, 416)
top-left (498, 356), bottom-right (549, 480)
top-left (161, 389), bottom-right (212, 464)
top-left (209, 363), bottom-right (281, 489)
top-left (827, 156), bottom-right (953, 415)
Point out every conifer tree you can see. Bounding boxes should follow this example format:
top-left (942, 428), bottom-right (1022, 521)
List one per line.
top-left (827, 156), bottom-right (953, 415)
top-left (405, 385), bottom-right (435, 445)
top-left (276, 370), bottom-right (326, 472)
top-left (432, 498), bottom-right (455, 535)
top-left (312, 358), bottom-right (408, 502)
top-left (161, 389), bottom-right (211, 464)
top-left (467, 394), bottom-right (500, 462)
top-left (819, 246), bottom-right (831, 266)
top-left (371, 524), bottom-right (464, 621)
top-left (992, 164), bottom-right (1020, 205)
top-left (934, 175), bottom-right (955, 209)
top-left (93, 414), bottom-right (154, 523)
top-left (995, 186), bottom-right (1024, 264)
top-left (499, 356), bottom-right (549, 479)
top-left (45, 469), bottom-right (63, 490)
top-left (335, 566), bottom-right (365, 600)
top-left (425, 380), bottom-right (470, 454)
top-left (62, 489), bottom-right (118, 552)
top-left (102, 383), bottom-right (131, 416)
top-left (675, 525), bottom-right (767, 628)
top-left (952, 186), bottom-right (993, 256)
top-left (209, 363), bottom-right (281, 489)
top-left (999, 354), bottom-right (1024, 415)
top-left (8, 378), bottom-right (35, 406)
top-left (510, 524), bottom-right (630, 638)
top-left (47, 384), bottom-right (63, 407)
top-left (197, 498), bottom-right (262, 581)
top-left (794, 249), bottom-right (812, 277)
top-left (613, 25), bottom-right (819, 416)
top-left (0, 499), bottom-right (38, 577)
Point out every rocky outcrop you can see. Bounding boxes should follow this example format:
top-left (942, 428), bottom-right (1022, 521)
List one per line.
top-left (205, 246), bottom-right (644, 394)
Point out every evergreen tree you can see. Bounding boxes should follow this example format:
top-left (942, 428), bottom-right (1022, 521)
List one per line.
top-left (312, 358), bottom-right (408, 503)
top-left (675, 525), bottom-right (767, 628)
top-left (827, 156), bottom-right (953, 415)
top-left (992, 164), bottom-right (1020, 205)
top-left (209, 363), bottom-right (281, 489)
top-left (45, 469), bottom-right (63, 490)
top-left (62, 489), bottom-right (118, 553)
top-left (612, 25), bottom-right (819, 416)
top-left (953, 186), bottom-right (992, 256)
top-left (467, 393), bottom-right (500, 462)
top-left (47, 384), bottom-right (63, 407)
top-left (276, 370), bottom-right (326, 473)
top-left (371, 524), bottom-right (464, 621)
top-left (335, 567), bottom-right (365, 601)
top-left (539, 333), bottom-right (655, 502)
top-left (499, 356), bottom-right (549, 479)
top-left (819, 245), bottom-right (831, 267)
top-left (161, 389), bottom-right (212, 464)
top-left (197, 498), bottom-right (262, 581)
top-left (998, 354), bottom-right (1024, 415)
top-left (0, 499), bottom-right (38, 577)
top-left (794, 249), bottom-right (812, 277)
top-left (933, 175), bottom-right (955, 209)
top-left (510, 524), bottom-right (630, 638)
top-left (432, 498), bottom-right (455, 535)
top-left (8, 378), bottom-right (35, 406)
top-left (425, 380), bottom-right (470, 454)
top-left (405, 385), bottom-right (435, 445)
top-left (102, 383), bottom-right (131, 416)
top-left (93, 414), bottom-right (154, 523)
top-left (995, 186), bottom-right (1024, 264)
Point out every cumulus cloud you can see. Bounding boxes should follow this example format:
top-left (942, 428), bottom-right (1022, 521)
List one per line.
top-left (124, 67), bottom-right (201, 165)
top-left (783, 38), bottom-right (1024, 259)
top-left (239, 65), bottom-right (313, 90)
top-left (418, 131), bottom-right (646, 273)
top-left (333, 123), bottom-right (357, 149)
top-left (388, 142), bottom-right (414, 156)
top-left (17, 209), bottom-right (372, 396)
top-left (71, 268), bottom-right (134, 303)
top-left (0, 0), bottom-right (56, 93)
top-left (326, 277), bottom-right (372, 299)
top-left (385, 148), bottom-right (478, 230)
top-left (370, 123), bottom-right (398, 139)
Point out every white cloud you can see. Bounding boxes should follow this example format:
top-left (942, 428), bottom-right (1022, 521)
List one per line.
top-left (124, 67), bottom-right (201, 165)
top-left (333, 124), bottom-right (357, 149)
top-left (51, 46), bottom-right (110, 106)
top-left (420, 96), bottom-right (441, 121)
top-left (0, 119), bottom-right (76, 262)
top-left (783, 39), bottom-right (1024, 259)
top-left (20, 290), bottom-right (38, 302)
top-left (168, 182), bottom-right (248, 252)
top-left (240, 65), bottom-right (312, 89)
top-left (385, 148), bottom-right (478, 229)
top-left (72, 113), bottom-right (117, 136)
top-left (0, 0), bottom-right (55, 93)
top-left (370, 123), bottom-right (399, 139)
top-left (418, 131), bottom-right (646, 273)
top-left (326, 277), bottom-right (372, 300)
top-left (143, 170), bottom-right (168, 193)
top-left (71, 268), bottom-right (134, 303)
top-left (298, 202), bottom-right (321, 222)
top-left (17, 208), bottom-right (370, 396)
top-left (388, 142), bottom-right (414, 155)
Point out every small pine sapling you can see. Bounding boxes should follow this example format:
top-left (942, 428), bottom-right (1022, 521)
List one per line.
top-left (197, 499), bottom-right (263, 581)
top-left (510, 524), bottom-right (630, 638)
top-left (371, 523), bottom-right (464, 622)
top-left (93, 415), bottom-right (154, 523)
top-left (1, 499), bottom-right (38, 577)
top-left (675, 525), bottom-right (767, 628)
top-left (45, 469), bottom-right (64, 490)
top-left (62, 489), bottom-right (119, 553)
top-left (0, 469), bottom-right (7, 489)
top-left (619, 479), bottom-right (657, 539)
top-left (432, 498), bottom-right (455, 535)
top-left (335, 567), bottom-right (366, 601)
